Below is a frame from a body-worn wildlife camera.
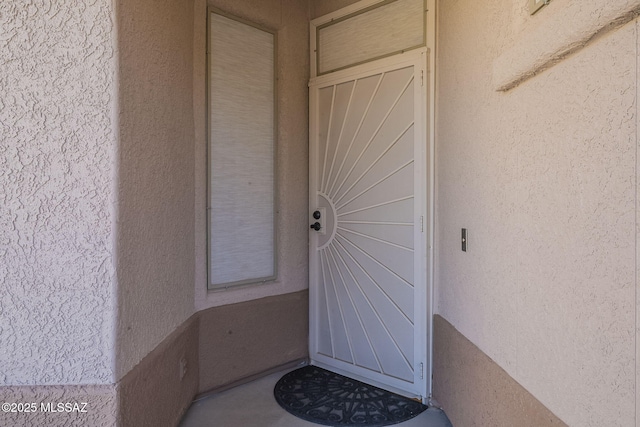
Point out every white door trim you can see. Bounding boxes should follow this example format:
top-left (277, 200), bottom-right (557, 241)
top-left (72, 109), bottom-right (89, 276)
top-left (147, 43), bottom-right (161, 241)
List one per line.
top-left (425, 0), bottom-right (435, 403)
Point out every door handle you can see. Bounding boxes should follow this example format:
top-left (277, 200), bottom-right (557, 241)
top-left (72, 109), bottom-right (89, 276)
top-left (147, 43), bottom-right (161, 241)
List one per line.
top-left (310, 222), bottom-right (321, 231)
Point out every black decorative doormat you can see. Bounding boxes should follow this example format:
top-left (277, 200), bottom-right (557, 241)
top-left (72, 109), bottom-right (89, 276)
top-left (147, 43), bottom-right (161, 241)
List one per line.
top-left (273, 365), bottom-right (427, 426)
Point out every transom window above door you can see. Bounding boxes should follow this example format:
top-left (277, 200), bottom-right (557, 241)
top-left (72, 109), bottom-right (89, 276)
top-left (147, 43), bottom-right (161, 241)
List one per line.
top-left (312, 0), bottom-right (426, 76)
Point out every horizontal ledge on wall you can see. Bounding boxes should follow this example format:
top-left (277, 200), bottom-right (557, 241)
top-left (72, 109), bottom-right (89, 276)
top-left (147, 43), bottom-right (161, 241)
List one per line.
top-left (493, 0), bottom-right (640, 92)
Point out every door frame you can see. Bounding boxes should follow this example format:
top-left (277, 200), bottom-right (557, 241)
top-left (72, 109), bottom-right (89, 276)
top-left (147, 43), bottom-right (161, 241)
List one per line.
top-left (308, 48), bottom-right (434, 402)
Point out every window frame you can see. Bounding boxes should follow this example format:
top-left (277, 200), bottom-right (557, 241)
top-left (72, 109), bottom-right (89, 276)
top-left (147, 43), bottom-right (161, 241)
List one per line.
top-left (311, 0), bottom-right (427, 77)
top-left (206, 7), bottom-right (279, 290)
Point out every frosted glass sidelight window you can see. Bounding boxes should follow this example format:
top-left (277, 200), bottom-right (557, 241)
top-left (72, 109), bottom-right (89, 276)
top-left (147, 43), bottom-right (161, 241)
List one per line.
top-left (317, 0), bottom-right (425, 75)
top-left (208, 11), bottom-right (276, 289)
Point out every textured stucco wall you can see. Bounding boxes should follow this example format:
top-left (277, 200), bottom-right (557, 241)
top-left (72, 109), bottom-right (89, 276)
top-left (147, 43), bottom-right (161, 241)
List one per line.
top-left (119, 315), bottom-right (199, 427)
top-left (433, 315), bottom-right (566, 427)
top-left (436, 1), bottom-right (638, 425)
top-left (0, 385), bottom-right (117, 427)
top-left (116, 0), bottom-right (196, 379)
top-left (493, 0), bottom-right (640, 90)
top-left (194, 0), bottom-right (309, 309)
top-left (637, 22), bottom-right (640, 424)
top-left (1, 1), bottom-right (117, 385)
top-left (198, 291), bottom-right (308, 392)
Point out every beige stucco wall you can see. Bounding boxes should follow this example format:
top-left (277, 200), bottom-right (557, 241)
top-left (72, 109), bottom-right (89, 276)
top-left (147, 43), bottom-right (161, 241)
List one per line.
top-left (119, 315), bottom-right (199, 427)
top-left (1, 1), bottom-right (117, 385)
top-left (6, 1), bottom-right (639, 426)
top-left (116, 0), bottom-right (196, 379)
top-left (637, 28), bottom-right (640, 424)
top-left (198, 291), bottom-right (308, 392)
top-left (194, 0), bottom-right (310, 310)
top-left (493, 0), bottom-right (640, 91)
top-left (436, 1), bottom-right (638, 425)
top-left (433, 315), bottom-right (567, 427)
top-left (0, 385), bottom-right (117, 427)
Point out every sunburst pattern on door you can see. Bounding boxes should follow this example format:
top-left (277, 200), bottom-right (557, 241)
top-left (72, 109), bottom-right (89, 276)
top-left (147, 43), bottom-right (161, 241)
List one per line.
top-left (312, 65), bottom-right (417, 384)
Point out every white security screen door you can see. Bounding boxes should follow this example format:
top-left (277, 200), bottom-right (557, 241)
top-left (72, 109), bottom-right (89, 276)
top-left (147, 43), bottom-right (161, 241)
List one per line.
top-left (309, 51), bottom-right (428, 399)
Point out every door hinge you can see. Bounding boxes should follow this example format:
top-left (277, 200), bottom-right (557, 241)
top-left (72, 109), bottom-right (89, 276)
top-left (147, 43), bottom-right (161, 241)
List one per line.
top-left (420, 69), bottom-right (424, 87)
top-left (419, 362), bottom-right (424, 379)
top-left (420, 216), bottom-right (424, 232)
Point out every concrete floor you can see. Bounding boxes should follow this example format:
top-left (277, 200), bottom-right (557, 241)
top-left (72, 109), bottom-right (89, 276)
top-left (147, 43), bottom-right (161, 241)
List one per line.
top-left (179, 368), bottom-right (453, 427)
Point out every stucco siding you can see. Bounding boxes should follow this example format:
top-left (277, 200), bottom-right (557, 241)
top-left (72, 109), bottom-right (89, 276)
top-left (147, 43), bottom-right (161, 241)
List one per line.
top-left (436, 1), bottom-right (637, 425)
top-left (637, 17), bottom-right (640, 426)
top-left (433, 315), bottom-right (567, 427)
top-left (0, 1), bottom-right (117, 385)
top-left (0, 385), bottom-right (117, 427)
top-left (116, 0), bottom-right (196, 380)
